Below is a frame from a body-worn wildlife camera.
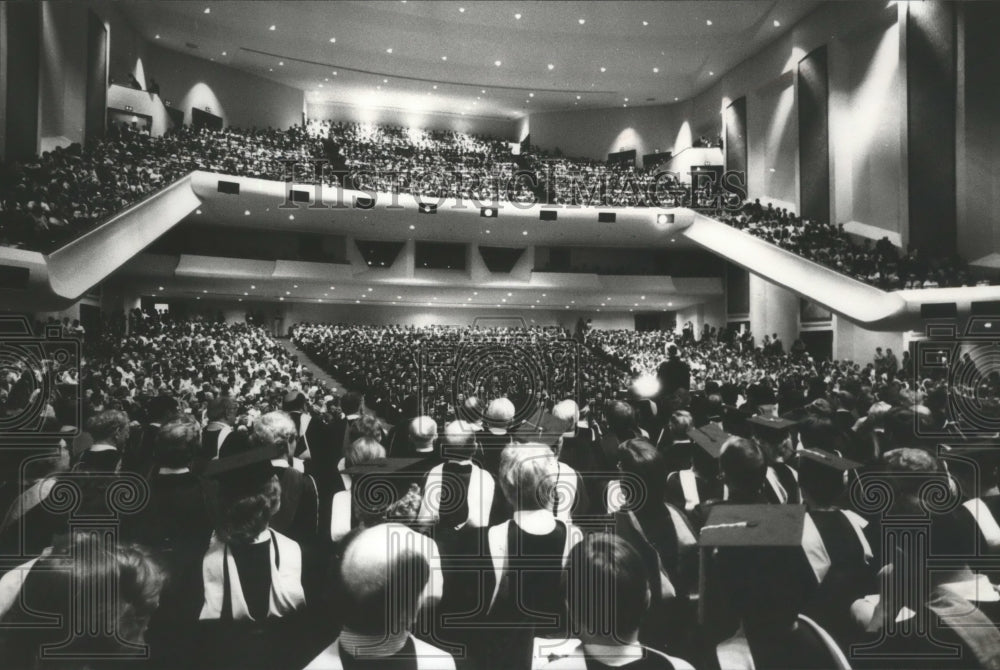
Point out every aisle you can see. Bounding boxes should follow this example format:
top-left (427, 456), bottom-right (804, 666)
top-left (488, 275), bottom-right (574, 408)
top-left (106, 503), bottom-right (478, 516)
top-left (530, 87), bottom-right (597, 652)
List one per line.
top-left (276, 337), bottom-right (347, 396)
top-left (277, 337), bottom-right (392, 431)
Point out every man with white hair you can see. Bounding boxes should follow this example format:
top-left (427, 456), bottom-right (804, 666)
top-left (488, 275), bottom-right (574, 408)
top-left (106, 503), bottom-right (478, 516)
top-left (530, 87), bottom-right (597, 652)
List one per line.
top-left (419, 420), bottom-right (494, 528)
top-left (552, 399), bottom-right (604, 518)
top-left (305, 523), bottom-right (454, 669)
top-left (252, 411), bottom-right (319, 545)
top-left (476, 397), bottom-right (516, 478)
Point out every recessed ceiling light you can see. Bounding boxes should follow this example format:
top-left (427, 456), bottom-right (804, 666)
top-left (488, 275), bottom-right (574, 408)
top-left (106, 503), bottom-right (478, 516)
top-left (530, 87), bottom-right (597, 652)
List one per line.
top-left (332, 71), bottom-right (337, 75)
top-left (459, 6), bottom-right (465, 12)
top-left (441, 55), bottom-right (447, 61)
top-left (433, 85), bottom-right (438, 89)
top-left (158, 286), bottom-right (164, 291)
top-left (522, 230), bottom-right (528, 236)
top-left (278, 61), bottom-right (283, 66)
top-left (203, 7), bottom-right (210, 14)
top-left (576, 95), bottom-right (581, 100)
top-left (383, 78), bottom-right (388, 83)
top-left (547, 63), bottom-right (554, 70)
top-left (355, 300), bottom-right (360, 304)
top-left (244, 209), bottom-right (251, 215)
top-left (642, 21), bottom-right (649, 26)
top-left (600, 66), bottom-right (606, 73)
top-left (251, 285), bottom-right (256, 289)
top-left (709, 71), bottom-right (714, 76)
top-left (285, 291), bottom-right (291, 295)
top-left (706, 19), bottom-right (713, 26)
top-left (376, 86), bottom-right (381, 90)
top-left (624, 97), bottom-right (629, 101)
top-left (494, 60), bottom-right (502, 66)
top-left (330, 37), bottom-right (336, 43)
top-left (155, 34), bottom-right (160, 39)
top-left (674, 97), bottom-right (679, 101)
top-left (501, 298), bottom-right (507, 303)
top-left (269, 24), bottom-right (276, 31)
top-left (386, 48), bottom-right (393, 53)
top-left (668, 302), bottom-right (673, 306)
top-left (653, 67), bottom-right (659, 73)
top-left (481, 89), bottom-right (486, 93)
top-left (484, 229), bottom-right (490, 234)
top-left (293, 285), bottom-right (298, 288)
top-left (773, 19), bottom-right (781, 27)
top-left (196, 209), bottom-right (202, 214)
top-left (409, 224), bottom-right (415, 230)
top-left (288, 214), bottom-right (294, 220)
top-left (578, 18), bottom-right (585, 24)
top-left (515, 12), bottom-right (521, 19)
top-left (529, 92), bottom-right (534, 97)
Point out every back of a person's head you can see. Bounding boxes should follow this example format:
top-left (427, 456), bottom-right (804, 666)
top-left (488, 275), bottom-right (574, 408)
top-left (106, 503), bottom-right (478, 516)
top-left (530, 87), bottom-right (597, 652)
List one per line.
top-left (617, 438), bottom-right (666, 510)
top-left (408, 416), bottom-right (437, 450)
top-left (551, 399), bottom-right (579, 428)
top-left (250, 410), bottom-right (297, 458)
top-left (670, 410), bottom-right (693, 436)
top-left (565, 533), bottom-right (648, 643)
top-left (155, 415), bottom-right (201, 468)
top-left (880, 447), bottom-right (942, 507)
top-left (346, 436), bottom-right (386, 468)
top-left (607, 401), bottom-right (636, 437)
top-left (86, 409), bottom-right (129, 444)
top-left (499, 443), bottom-right (556, 512)
top-left (351, 413), bottom-right (384, 444)
top-left (339, 523), bottom-right (437, 636)
top-left (9, 533), bottom-right (165, 661)
top-left (719, 437), bottom-right (766, 496)
top-left (484, 397), bottom-right (516, 429)
top-left (442, 420), bottom-right (477, 461)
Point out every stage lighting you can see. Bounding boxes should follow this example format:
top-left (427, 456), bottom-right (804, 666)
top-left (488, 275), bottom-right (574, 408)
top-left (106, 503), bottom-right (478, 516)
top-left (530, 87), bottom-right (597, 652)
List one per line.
top-left (656, 213), bottom-right (674, 225)
top-left (480, 207), bottom-right (498, 218)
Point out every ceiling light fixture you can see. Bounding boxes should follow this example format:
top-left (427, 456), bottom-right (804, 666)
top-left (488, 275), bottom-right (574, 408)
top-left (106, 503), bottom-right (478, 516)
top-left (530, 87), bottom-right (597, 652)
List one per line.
top-left (706, 19), bottom-right (713, 25)
top-left (329, 37), bottom-right (336, 42)
top-left (278, 61), bottom-right (283, 66)
top-left (155, 34), bottom-right (161, 39)
top-left (547, 63), bottom-right (554, 70)
top-left (653, 67), bottom-right (659, 73)
top-left (709, 71), bottom-right (714, 76)
top-left (515, 12), bottom-right (521, 19)
top-left (578, 18), bottom-right (586, 24)
top-left (441, 55), bottom-right (447, 61)
top-left (529, 92), bottom-right (534, 97)
top-left (494, 60), bottom-right (502, 66)
top-left (600, 66), bottom-right (606, 72)
top-left (269, 24), bottom-right (276, 31)
top-left (773, 19), bottom-right (781, 27)
top-left (459, 6), bottom-right (465, 12)
top-left (203, 7), bottom-right (210, 14)
top-left (386, 48), bottom-right (393, 53)
top-left (642, 21), bottom-right (649, 26)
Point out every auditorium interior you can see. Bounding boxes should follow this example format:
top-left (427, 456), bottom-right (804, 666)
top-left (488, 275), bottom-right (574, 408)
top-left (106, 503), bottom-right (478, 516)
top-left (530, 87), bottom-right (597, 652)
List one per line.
top-left (2, 1), bottom-right (1000, 669)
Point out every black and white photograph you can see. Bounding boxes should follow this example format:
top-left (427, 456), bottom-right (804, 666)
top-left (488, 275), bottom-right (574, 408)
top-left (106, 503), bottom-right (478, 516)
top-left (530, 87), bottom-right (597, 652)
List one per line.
top-left (1, 0), bottom-right (999, 668)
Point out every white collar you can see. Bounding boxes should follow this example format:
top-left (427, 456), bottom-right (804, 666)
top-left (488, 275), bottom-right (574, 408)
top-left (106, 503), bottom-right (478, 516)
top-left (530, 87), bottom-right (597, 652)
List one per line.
top-left (512, 509), bottom-right (556, 534)
top-left (581, 642), bottom-right (644, 666)
top-left (157, 466), bottom-right (190, 475)
top-left (89, 443), bottom-right (118, 452)
top-left (338, 629), bottom-right (409, 658)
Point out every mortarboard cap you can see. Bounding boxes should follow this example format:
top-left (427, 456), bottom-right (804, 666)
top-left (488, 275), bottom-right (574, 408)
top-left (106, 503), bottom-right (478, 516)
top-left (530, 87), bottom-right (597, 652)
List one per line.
top-left (687, 425), bottom-right (730, 459)
top-left (699, 505), bottom-right (830, 625)
top-left (203, 445), bottom-right (280, 495)
top-left (513, 412), bottom-right (573, 448)
top-left (796, 448), bottom-right (861, 472)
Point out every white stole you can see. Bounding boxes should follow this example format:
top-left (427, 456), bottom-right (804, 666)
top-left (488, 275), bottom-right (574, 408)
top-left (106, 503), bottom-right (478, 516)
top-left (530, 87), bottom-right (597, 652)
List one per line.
top-left (199, 529), bottom-right (305, 621)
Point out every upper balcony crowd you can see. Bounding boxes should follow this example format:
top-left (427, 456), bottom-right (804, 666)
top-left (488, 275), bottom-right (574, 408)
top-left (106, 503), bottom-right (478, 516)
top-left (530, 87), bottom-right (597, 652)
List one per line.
top-left (0, 119), bottom-right (990, 288)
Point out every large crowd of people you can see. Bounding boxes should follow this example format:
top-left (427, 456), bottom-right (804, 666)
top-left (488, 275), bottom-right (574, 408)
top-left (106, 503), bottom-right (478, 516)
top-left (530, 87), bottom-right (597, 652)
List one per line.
top-left (4, 309), bottom-right (999, 668)
top-left (1, 117), bottom-right (992, 288)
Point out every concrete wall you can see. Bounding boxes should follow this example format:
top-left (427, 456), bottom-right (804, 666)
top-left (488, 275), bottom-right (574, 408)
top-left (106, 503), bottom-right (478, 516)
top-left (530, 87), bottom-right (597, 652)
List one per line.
top-left (144, 43), bottom-right (304, 130)
top-left (38, 2), bottom-right (88, 152)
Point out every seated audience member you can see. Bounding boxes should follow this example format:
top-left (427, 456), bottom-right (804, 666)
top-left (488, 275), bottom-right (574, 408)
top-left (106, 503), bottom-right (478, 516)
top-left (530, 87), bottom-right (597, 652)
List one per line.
top-left (517, 411), bottom-right (587, 522)
top-left (796, 447), bottom-right (875, 643)
top-left (282, 389), bottom-right (324, 461)
top-left (658, 411), bottom-right (694, 472)
top-left (852, 448), bottom-right (1000, 669)
top-left (540, 533), bottom-right (696, 669)
top-left (419, 420), bottom-right (494, 529)
top-left (665, 426), bottom-right (725, 515)
top-left (76, 409), bottom-right (129, 472)
top-left (477, 398), bottom-right (516, 477)
top-left (747, 415), bottom-right (801, 504)
top-left (716, 437), bottom-right (768, 505)
top-left (330, 436), bottom-right (386, 542)
top-left (481, 444), bottom-right (585, 670)
top-left (203, 396), bottom-right (239, 461)
top-left (304, 523), bottom-right (454, 669)
top-left (0, 532), bottom-right (165, 669)
top-left (252, 411), bottom-right (319, 545)
top-left (705, 506), bottom-right (846, 670)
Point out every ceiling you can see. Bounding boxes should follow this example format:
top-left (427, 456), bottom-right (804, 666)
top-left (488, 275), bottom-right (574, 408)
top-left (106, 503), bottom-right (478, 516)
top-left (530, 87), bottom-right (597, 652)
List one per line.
top-left (118, 0), bottom-right (822, 119)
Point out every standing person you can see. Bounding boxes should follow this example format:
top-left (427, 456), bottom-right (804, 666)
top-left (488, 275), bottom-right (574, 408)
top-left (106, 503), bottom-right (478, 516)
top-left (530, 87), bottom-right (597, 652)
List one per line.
top-left (255, 411), bottom-right (319, 546)
top-left (657, 346), bottom-right (691, 399)
top-left (75, 409), bottom-right (129, 472)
